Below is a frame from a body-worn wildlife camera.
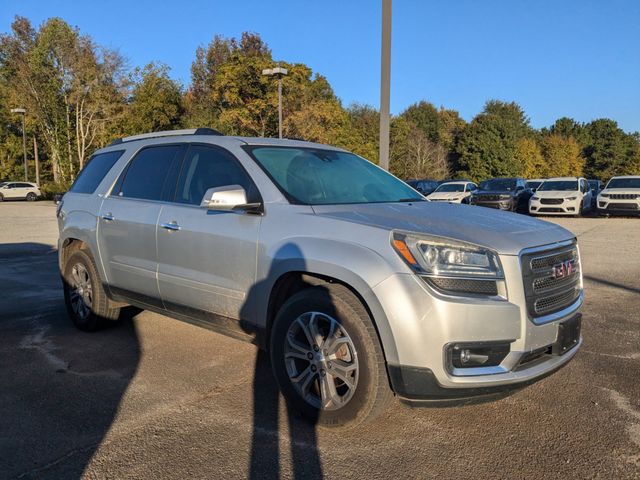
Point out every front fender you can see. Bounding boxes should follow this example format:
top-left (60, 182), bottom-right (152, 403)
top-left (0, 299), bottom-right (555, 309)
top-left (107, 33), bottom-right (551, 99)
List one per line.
top-left (251, 237), bottom-right (401, 364)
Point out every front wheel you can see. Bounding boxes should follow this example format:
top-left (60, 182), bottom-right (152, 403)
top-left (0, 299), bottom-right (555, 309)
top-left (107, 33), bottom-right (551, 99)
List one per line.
top-left (63, 249), bottom-right (121, 331)
top-left (270, 284), bottom-right (392, 428)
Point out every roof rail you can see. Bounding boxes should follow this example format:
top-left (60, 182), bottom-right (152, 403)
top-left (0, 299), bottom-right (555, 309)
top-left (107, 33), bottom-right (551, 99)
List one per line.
top-left (109, 128), bottom-right (223, 146)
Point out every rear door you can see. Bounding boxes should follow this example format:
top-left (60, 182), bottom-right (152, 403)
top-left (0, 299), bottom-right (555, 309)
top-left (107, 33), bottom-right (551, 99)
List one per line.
top-left (156, 144), bottom-right (262, 321)
top-left (97, 144), bottom-right (185, 306)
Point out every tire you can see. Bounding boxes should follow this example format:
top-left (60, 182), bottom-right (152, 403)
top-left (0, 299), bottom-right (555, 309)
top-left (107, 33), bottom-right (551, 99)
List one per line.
top-left (270, 284), bottom-right (392, 428)
top-left (0, 193), bottom-right (3, 202)
top-left (26, 192), bottom-right (37, 202)
top-left (62, 249), bottom-right (120, 331)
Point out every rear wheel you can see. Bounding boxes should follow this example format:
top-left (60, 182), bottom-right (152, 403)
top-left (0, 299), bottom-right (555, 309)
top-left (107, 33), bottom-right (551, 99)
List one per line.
top-left (26, 192), bottom-right (37, 201)
top-left (63, 249), bottom-right (120, 331)
top-left (270, 284), bottom-right (392, 428)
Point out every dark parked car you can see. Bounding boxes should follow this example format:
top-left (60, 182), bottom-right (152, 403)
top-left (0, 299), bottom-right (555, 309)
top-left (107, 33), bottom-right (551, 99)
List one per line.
top-left (525, 178), bottom-right (545, 192)
top-left (469, 177), bottom-right (532, 213)
top-left (588, 179), bottom-right (603, 208)
top-left (405, 179), bottom-right (438, 196)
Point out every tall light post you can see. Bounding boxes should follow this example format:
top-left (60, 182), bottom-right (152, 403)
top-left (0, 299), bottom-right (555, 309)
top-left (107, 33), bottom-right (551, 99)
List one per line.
top-left (262, 66), bottom-right (288, 138)
top-left (379, 0), bottom-right (392, 170)
top-left (10, 108), bottom-right (28, 181)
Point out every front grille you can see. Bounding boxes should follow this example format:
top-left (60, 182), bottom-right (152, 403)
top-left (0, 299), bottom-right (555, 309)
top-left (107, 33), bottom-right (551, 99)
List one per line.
top-left (521, 243), bottom-right (582, 318)
top-left (538, 207), bottom-right (564, 213)
top-left (477, 195), bottom-right (500, 201)
top-left (609, 193), bottom-right (639, 200)
top-left (607, 202), bottom-right (639, 210)
top-left (540, 198), bottom-right (564, 205)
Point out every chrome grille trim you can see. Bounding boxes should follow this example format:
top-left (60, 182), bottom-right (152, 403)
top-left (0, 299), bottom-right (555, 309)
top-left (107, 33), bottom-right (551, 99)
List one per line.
top-left (520, 241), bottom-right (582, 321)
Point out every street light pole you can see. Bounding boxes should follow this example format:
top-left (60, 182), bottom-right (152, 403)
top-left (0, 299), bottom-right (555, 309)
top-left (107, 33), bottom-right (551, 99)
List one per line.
top-left (11, 108), bottom-right (28, 181)
top-left (262, 67), bottom-right (288, 138)
top-left (379, 0), bottom-right (392, 170)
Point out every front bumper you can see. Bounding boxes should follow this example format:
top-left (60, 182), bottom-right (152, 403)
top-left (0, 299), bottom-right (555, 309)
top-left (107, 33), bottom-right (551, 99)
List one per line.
top-left (597, 199), bottom-right (640, 215)
top-left (529, 198), bottom-right (580, 215)
top-left (470, 198), bottom-right (514, 210)
top-left (373, 252), bottom-right (583, 401)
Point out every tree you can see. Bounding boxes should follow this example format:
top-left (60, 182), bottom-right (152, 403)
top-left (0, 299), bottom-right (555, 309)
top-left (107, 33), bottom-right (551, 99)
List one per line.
top-left (514, 137), bottom-right (546, 178)
top-left (540, 135), bottom-right (584, 177)
top-left (345, 104), bottom-right (379, 163)
top-left (582, 119), bottom-right (640, 178)
top-left (390, 117), bottom-right (449, 180)
top-left (125, 63), bottom-right (184, 134)
top-left (454, 100), bottom-right (532, 180)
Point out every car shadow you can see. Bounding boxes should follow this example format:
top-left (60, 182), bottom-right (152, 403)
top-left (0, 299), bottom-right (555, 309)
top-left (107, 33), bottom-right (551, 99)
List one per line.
top-left (240, 243), bottom-right (324, 479)
top-left (0, 242), bottom-right (141, 479)
top-left (583, 275), bottom-right (640, 294)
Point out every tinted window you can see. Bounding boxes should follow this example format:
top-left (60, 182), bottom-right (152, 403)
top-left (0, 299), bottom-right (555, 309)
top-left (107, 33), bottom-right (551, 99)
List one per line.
top-left (538, 180), bottom-right (578, 191)
top-left (118, 146), bottom-right (181, 201)
top-left (607, 178), bottom-right (640, 189)
top-left (70, 150), bottom-right (124, 194)
top-left (479, 179), bottom-right (517, 191)
top-left (526, 181), bottom-right (542, 190)
top-left (17, 183), bottom-right (33, 188)
top-left (175, 145), bottom-right (258, 205)
top-left (247, 147), bottom-right (422, 205)
top-left (435, 183), bottom-right (465, 193)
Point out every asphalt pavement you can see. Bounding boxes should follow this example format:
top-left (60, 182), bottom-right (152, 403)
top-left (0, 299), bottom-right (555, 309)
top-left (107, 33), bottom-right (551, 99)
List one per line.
top-left (0, 202), bottom-right (638, 479)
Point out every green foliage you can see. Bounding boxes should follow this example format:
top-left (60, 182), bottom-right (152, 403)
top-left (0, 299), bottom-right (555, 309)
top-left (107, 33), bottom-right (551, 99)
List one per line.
top-left (582, 119), bottom-right (640, 179)
top-left (39, 180), bottom-right (72, 200)
top-left (454, 100), bottom-right (532, 181)
top-left (125, 63), bottom-right (184, 134)
top-left (541, 135), bottom-right (584, 177)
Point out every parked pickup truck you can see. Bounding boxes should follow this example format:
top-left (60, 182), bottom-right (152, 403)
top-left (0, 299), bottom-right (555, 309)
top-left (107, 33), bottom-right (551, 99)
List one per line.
top-left (57, 129), bottom-right (583, 428)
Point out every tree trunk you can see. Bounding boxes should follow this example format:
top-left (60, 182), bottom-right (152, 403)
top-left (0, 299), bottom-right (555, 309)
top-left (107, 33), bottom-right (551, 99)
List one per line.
top-left (33, 137), bottom-right (40, 186)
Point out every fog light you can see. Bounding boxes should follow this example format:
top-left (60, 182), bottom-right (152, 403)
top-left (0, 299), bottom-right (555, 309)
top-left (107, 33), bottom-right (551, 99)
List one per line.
top-left (449, 343), bottom-right (511, 369)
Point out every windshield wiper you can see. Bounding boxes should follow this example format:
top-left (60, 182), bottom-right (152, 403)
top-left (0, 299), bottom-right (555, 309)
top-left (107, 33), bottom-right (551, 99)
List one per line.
top-left (397, 198), bottom-right (424, 202)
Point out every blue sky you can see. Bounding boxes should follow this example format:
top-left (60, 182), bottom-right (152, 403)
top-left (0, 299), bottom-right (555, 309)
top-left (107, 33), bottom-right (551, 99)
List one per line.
top-left (2, 0), bottom-right (639, 132)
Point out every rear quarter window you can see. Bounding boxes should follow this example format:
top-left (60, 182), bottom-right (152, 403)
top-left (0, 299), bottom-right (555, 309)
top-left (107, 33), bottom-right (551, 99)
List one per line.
top-left (70, 150), bottom-right (125, 194)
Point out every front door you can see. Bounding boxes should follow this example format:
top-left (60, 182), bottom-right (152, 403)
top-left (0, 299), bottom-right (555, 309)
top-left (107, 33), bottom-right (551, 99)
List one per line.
top-left (157, 144), bottom-right (262, 321)
top-left (97, 144), bottom-right (185, 306)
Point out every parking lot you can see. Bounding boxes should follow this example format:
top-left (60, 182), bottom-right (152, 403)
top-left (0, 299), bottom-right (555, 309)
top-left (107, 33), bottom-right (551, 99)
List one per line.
top-left (0, 201), bottom-right (638, 479)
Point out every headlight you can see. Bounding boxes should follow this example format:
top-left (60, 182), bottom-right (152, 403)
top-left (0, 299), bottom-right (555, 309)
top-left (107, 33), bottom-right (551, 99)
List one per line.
top-left (600, 193), bottom-right (609, 198)
top-left (391, 231), bottom-right (504, 279)
top-left (499, 194), bottom-right (511, 199)
top-left (531, 196), bottom-right (539, 201)
top-left (566, 196), bottom-right (578, 201)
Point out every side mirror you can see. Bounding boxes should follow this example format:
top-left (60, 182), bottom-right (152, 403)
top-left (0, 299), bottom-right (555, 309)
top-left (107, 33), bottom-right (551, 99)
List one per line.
top-left (200, 185), bottom-right (261, 212)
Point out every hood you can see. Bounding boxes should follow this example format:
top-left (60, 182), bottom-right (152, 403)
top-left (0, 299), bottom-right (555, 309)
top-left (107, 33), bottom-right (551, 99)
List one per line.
top-left (534, 190), bottom-right (580, 199)
top-left (601, 188), bottom-right (640, 195)
top-left (311, 202), bottom-right (574, 256)
top-left (427, 192), bottom-right (466, 200)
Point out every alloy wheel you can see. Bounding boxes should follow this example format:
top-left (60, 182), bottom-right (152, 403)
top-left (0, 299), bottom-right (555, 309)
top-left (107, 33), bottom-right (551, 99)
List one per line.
top-left (284, 311), bottom-right (359, 411)
top-left (69, 263), bottom-right (93, 320)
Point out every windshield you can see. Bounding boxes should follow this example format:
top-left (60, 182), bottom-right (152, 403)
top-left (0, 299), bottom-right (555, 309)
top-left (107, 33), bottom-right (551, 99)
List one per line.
top-left (0, 182), bottom-right (6, 188)
top-left (478, 179), bottom-right (517, 191)
top-left (606, 178), bottom-right (640, 189)
top-left (526, 181), bottom-right (542, 189)
top-left (418, 181), bottom-right (438, 190)
top-left (538, 180), bottom-right (578, 191)
top-left (434, 183), bottom-right (465, 193)
top-left (246, 146), bottom-right (423, 205)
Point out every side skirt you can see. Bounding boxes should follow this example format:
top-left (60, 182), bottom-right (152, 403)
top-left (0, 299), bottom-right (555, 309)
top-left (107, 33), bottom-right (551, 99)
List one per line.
top-left (107, 285), bottom-right (265, 349)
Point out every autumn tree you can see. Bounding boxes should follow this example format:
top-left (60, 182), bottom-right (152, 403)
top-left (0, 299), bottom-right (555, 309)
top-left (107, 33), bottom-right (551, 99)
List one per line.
top-left (390, 117), bottom-right (449, 180)
top-left (514, 137), bottom-right (546, 178)
top-left (540, 135), bottom-right (584, 177)
top-left (125, 63), bottom-right (184, 134)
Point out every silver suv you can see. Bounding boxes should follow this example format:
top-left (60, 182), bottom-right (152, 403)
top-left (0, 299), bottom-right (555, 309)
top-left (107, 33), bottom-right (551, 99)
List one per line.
top-left (57, 129), bottom-right (583, 427)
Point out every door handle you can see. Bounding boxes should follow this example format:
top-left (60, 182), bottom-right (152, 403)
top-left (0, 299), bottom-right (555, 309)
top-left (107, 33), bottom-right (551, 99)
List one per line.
top-left (102, 213), bottom-right (114, 221)
top-left (161, 221), bottom-right (181, 231)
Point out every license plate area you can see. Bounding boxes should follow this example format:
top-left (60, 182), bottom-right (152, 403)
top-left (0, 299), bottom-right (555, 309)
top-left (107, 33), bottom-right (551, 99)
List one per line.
top-left (553, 314), bottom-right (582, 355)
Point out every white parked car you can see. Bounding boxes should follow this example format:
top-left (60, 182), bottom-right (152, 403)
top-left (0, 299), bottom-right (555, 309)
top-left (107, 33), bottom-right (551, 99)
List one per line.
top-left (597, 175), bottom-right (640, 216)
top-left (426, 181), bottom-right (477, 203)
top-left (0, 181), bottom-right (41, 202)
top-left (529, 177), bottom-right (592, 216)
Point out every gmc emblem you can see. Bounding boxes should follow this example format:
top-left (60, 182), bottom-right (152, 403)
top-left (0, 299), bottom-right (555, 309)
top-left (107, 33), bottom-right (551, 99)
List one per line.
top-left (553, 260), bottom-right (575, 279)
